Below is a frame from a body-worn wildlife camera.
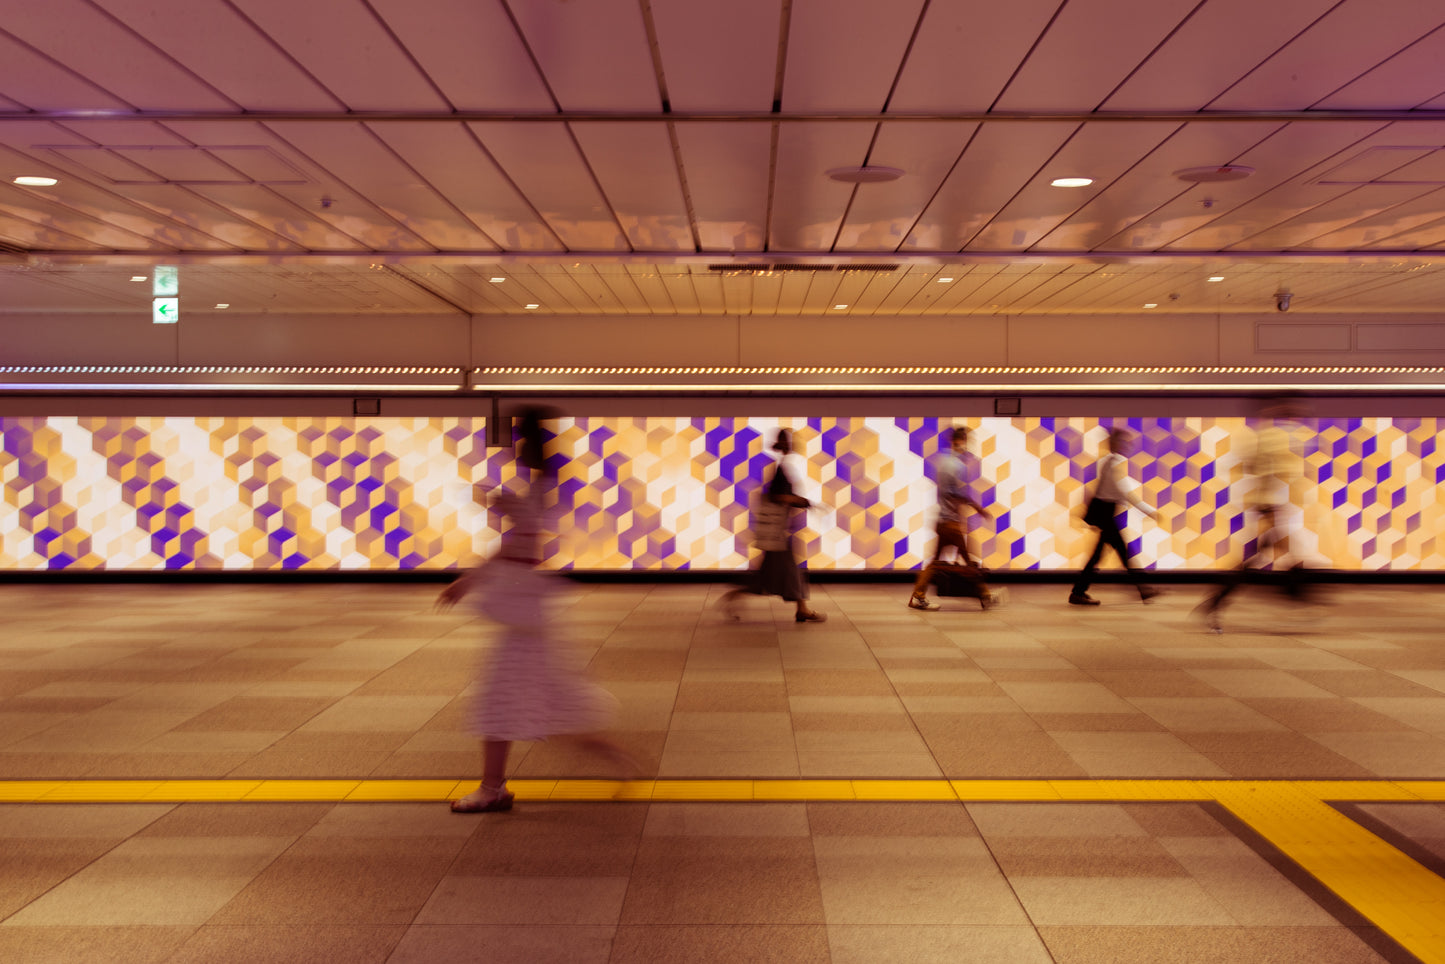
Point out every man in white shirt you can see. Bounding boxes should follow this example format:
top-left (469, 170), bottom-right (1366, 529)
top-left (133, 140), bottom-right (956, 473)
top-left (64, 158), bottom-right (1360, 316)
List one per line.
top-left (1069, 427), bottom-right (1161, 606)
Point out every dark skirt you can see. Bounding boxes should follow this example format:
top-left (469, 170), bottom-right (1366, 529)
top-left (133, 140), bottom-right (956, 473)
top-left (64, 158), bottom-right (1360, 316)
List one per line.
top-left (746, 549), bottom-right (809, 602)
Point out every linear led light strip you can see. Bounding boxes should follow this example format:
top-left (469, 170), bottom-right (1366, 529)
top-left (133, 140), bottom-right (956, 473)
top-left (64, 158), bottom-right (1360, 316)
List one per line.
top-left (0, 366), bottom-right (461, 374)
top-left (472, 365), bottom-right (1445, 375)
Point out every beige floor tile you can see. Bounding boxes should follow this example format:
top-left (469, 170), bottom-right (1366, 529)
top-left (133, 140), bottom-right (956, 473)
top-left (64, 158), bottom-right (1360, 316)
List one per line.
top-left (0, 925), bottom-right (195, 964)
top-left (390, 925), bottom-right (615, 964)
top-left (813, 836), bottom-right (997, 878)
top-left (819, 875), bottom-right (1028, 926)
top-left (828, 924), bottom-right (1054, 964)
top-left (644, 803), bottom-right (810, 837)
top-left (168, 924), bottom-right (407, 964)
top-left (657, 749), bottom-right (799, 778)
top-left (78, 836), bottom-right (293, 878)
top-left (797, 750), bottom-right (943, 778)
top-left (968, 803), bottom-right (1148, 838)
top-left (610, 924), bottom-right (828, 963)
top-left (1011, 877), bottom-right (1237, 926)
top-left (5, 874), bottom-right (255, 925)
top-left (416, 876), bottom-right (630, 925)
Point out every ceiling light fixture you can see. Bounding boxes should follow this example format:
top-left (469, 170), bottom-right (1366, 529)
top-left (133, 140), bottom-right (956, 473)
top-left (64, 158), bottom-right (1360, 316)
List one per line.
top-left (1174, 165), bottom-right (1254, 183)
top-left (12, 175), bottom-right (58, 186)
top-left (1207, 276), bottom-right (1225, 282)
top-left (825, 166), bottom-right (904, 184)
top-left (833, 304), bottom-right (849, 309)
top-left (130, 276), bottom-right (147, 282)
top-left (524, 304), bottom-right (540, 310)
top-left (215, 303), bottom-right (229, 309)
top-left (1143, 303), bottom-right (1158, 308)
top-left (937, 277), bottom-right (954, 283)
top-left (489, 277), bottom-right (505, 283)
top-left (1050, 177), bottom-right (1093, 187)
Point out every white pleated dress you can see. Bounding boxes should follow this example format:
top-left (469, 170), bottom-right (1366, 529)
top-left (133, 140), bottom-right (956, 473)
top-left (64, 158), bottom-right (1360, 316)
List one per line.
top-left (462, 485), bottom-right (617, 742)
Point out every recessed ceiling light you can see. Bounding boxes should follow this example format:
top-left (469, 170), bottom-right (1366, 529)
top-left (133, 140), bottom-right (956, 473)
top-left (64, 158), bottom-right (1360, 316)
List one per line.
top-left (489, 277), bottom-right (505, 283)
top-left (1207, 276), bottom-right (1225, 282)
top-left (826, 166), bottom-right (904, 184)
top-left (524, 303), bottom-right (540, 310)
top-left (12, 175), bottom-right (58, 186)
top-left (215, 303), bottom-right (229, 309)
top-left (1143, 303), bottom-right (1158, 308)
top-left (937, 277), bottom-right (954, 283)
top-left (130, 276), bottom-right (147, 282)
top-left (1050, 177), bottom-right (1093, 187)
top-left (833, 304), bottom-right (849, 309)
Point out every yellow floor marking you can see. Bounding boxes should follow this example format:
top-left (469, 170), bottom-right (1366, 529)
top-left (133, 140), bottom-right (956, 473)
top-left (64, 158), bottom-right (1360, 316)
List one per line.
top-left (142, 780), bottom-right (261, 802)
top-left (347, 780), bottom-right (459, 802)
top-left (1207, 782), bottom-right (1445, 964)
top-left (851, 779), bottom-right (958, 801)
top-left (951, 780), bottom-right (1061, 800)
top-left (241, 780), bottom-right (361, 801)
top-left (753, 780), bottom-right (856, 801)
top-left (11, 778), bottom-right (1443, 955)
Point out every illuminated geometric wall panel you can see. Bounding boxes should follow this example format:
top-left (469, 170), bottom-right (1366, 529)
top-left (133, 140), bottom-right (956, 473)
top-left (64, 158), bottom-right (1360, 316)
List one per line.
top-left (1, 415), bottom-right (1442, 571)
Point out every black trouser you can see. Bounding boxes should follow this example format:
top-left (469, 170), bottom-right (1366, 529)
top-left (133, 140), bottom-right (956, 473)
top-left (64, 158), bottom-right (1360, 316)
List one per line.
top-left (1202, 507), bottom-right (1312, 613)
top-left (1073, 504), bottom-right (1148, 597)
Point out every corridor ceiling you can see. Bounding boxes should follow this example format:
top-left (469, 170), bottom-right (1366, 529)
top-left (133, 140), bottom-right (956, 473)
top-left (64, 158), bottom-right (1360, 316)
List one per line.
top-left (4, 0), bottom-right (1445, 315)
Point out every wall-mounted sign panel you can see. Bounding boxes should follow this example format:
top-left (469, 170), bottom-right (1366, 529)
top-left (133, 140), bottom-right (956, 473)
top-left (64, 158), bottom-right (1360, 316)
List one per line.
top-left (152, 297), bottom-right (178, 324)
top-left (152, 266), bottom-right (178, 297)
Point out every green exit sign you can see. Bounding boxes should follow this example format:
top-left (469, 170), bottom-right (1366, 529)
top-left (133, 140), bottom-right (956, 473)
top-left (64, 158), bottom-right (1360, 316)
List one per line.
top-left (152, 266), bottom-right (178, 297)
top-left (152, 297), bottom-right (178, 324)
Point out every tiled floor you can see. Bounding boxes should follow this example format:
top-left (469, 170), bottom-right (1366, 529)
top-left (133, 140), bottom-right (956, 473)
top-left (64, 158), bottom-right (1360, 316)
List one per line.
top-left (2, 579), bottom-right (1445, 962)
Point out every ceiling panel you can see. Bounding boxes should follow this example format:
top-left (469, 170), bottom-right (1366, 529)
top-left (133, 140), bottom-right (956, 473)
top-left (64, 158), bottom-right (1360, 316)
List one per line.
top-left (888, 0), bottom-right (1058, 112)
top-left (993, 0), bottom-right (1201, 111)
top-left (1111, 121), bottom-right (1386, 250)
top-left (273, 122), bottom-right (497, 250)
top-left (673, 123), bottom-right (771, 252)
top-left (1302, 187), bottom-right (1445, 249)
top-left (903, 123), bottom-right (1076, 250)
top-left (0, 33), bottom-right (129, 111)
top-left (781, 0), bottom-right (927, 111)
top-left (571, 123), bottom-right (693, 252)
top-left (226, 0), bottom-right (449, 110)
top-left (625, 265), bottom-right (678, 313)
top-left (1209, 0), bottom-right (1445, 110)
top-left (367, 121), bottom-right (555, 251)
top-left (969, 122), bottom-right (1181, 251)
top-left (468, 122), bottom-right (629, 252)
top-left (650, 0), bottom-right (781, 111)
top-left (833, 121), bottom-right (978, 251)
top-left (0, 0), bottom-right (234, 110)
top-left (1168, 124), bottom-right (1421, 250)
top-left (1103, 0), bottom-right (1341, 111)
top-left (507, 0), bottom-right (660, 111)
top-left (1035, 121), bottom-right (1281, 251)
top-left (769, 122), bottom-right (876, 250)
top-left (368, 0), bottom-right (554, 111)
top-left (660, 271), bottom-right (701, 315)
top-left (89, 0), bottom-right (341, 111)
top-left (1313, 24), bottom-right (1445, 110)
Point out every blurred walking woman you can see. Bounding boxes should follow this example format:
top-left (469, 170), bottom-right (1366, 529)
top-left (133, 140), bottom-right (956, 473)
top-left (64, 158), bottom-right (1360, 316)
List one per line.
top-left (722, 428), bottom-right (827, 623)
top-left (438, 409), bottom-right (632, 813)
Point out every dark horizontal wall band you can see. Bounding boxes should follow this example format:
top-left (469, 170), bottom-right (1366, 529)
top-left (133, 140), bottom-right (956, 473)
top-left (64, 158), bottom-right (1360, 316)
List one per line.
top-left (2, 570), bottom-right (1443, 584)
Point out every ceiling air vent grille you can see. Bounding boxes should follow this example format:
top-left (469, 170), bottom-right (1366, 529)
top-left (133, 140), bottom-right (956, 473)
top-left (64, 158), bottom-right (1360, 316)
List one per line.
top-left (707, 264), bottom-right (899, 273)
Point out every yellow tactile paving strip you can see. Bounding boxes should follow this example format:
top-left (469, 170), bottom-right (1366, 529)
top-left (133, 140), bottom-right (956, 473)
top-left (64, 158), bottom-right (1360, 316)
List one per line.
top-left (3, 778), bottom-right (1444, 962)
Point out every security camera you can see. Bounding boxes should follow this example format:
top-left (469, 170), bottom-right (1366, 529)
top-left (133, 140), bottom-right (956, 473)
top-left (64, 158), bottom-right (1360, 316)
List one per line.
top-left (1275, 291), bottom-right (1291, 312)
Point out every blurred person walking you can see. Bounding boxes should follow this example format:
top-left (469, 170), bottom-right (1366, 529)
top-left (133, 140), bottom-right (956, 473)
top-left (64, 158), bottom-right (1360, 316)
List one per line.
top-left (721, 428), bottom-right (827, 623)
top-left (1069, 426), bottom-right (1162, 606)
top-left (1196, 401), bottom-right (1315, 631)
top-left (438, 409), bottom-right (634, 813)
top-left (908, 426), bottom-right (1005, 611)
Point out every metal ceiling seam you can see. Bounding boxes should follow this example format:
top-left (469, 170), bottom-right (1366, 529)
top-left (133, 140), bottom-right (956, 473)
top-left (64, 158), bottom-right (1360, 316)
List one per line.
top-left (211, 0), bottom-right (349, 111)
top-left (355, 0), bottom-right (456, 112)
top-left (80, 0), bottom-right (244, 112)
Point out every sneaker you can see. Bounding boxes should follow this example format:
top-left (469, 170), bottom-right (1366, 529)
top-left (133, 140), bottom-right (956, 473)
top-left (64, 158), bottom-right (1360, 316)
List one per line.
top-left (1068, 592), bottom-right (1100, 606)
top-left (908, 594), bottom-right (940, 612)
top-left (981, 588), bottom-right (1008, 610)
